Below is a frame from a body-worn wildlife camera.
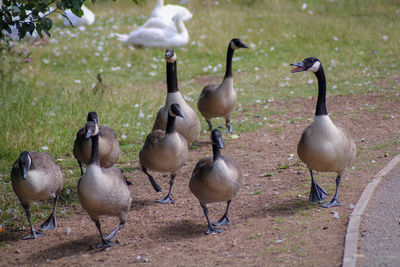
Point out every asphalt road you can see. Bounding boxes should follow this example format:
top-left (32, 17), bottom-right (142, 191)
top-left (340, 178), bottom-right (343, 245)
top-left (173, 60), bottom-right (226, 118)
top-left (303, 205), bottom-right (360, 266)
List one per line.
top-left (357, 163), bottom-right (400, 266)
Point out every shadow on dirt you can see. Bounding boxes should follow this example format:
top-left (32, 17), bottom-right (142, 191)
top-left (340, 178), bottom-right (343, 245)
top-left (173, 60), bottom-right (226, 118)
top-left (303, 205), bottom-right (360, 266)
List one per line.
top-left (149, 220), bottom-right (205, 241)
top-left (244, 197), bottom-right (316, 219)
top-left (0, 230), bottom-right (23, 243)
top-left (27, 235), bottom-right (103, 264)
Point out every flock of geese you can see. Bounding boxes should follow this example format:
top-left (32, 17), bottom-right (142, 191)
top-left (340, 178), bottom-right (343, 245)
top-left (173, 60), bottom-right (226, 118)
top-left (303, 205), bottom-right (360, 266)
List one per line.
top-left (10, 37), bottom-right (356, 248)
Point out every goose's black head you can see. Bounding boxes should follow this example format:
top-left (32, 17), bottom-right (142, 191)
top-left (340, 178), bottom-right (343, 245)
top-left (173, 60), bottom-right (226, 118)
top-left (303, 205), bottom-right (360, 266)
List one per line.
top-left (87, 111), bottom-right (99, 125)
top-left (291, 57), bottom-right (321, 73)
top-left (230, 38), bottom-right (249, 50)
top-left (169, 103), bottom-right (184, 118)
top-left (18, 151), bottom-right (32, 180)
top-left (165, 48), bottom-right (176, 63)
top-left (84, 120), bottom-right (99, 139)
top-left (211, 129), bottom-right (223, 149)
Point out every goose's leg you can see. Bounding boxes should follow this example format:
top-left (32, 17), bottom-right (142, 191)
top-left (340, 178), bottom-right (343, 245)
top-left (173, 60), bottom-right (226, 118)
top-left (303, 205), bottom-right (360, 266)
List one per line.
top-left (22, 203), bottom-right (44, 240)
top-left (41, 195), bottom-right (59, 230)
top-left (201, 203), bottom-right (225, 235)
top-left (105, 221), bottom-right (124, 241)
top-left (94, 219), bottom-right (115, 249)
top-left (142, 167), bottom-right (162, 193)
top-left (158, 174), bottom-right (175, 204)
top-left (309, 170), bottom-right (327, 202)
top-left (321, 175), bottom-right (342, 208)
top-left (206, 119), bottom-right (213, 131)
top-left (78, 160), bottom-right (84, 175)
top-left (212, 200), bottom-right (231, 226)
top-left (225, 118), bottom-right (233, 133)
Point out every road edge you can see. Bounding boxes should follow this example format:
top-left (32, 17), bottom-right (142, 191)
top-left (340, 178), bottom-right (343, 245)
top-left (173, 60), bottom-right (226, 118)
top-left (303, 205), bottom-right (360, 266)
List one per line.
top-left (342, 154), bottom-right (400, 267)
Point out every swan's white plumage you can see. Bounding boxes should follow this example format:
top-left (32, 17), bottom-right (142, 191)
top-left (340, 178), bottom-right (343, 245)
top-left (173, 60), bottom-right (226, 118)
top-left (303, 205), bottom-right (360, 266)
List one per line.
top-left (150, 0), bottom-right (192, 22)
top-left (117, 13), bottom-right (188, 47)
top-left (63, 5), bottom-right (95, 27)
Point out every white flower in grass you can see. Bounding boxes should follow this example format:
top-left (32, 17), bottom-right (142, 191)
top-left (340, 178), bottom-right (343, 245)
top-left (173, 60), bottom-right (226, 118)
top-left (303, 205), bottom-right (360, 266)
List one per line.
top-left (123, 123), bottom-right (129, 127)
top-left (149, 72), bottom-right (156, 76)
top-left (382, 35), bottom-right (388, 41)
top-left (302, 3), bottom-right (307, 10)
top-left (134, 104), bottom-right (139, 108)
top-left (147, 115), bottom-right (153, 119)
top-left (121, 134), bottom-right (127, 140)
top-left (42, 146), bottom-right (49, 151)
top-left (111, 66), bottom-right (121, 71)
top-left (141, 132), bottom-right (146, 135)
top-left (48, 111), bottom-right (56, 117)
top-left (139, 112), bottom-right (144, 118)
top-left (43, 59), bottom-right (50, 64)
top-left (126, 63), bottom-right (131, 68)
top-left (74, 80), bottom-right (81, 84)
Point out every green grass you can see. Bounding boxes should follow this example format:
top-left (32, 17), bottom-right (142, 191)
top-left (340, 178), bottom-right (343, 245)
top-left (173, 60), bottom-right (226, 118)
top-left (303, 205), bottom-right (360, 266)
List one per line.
top-left (1, 0), bottom-right (400, 228)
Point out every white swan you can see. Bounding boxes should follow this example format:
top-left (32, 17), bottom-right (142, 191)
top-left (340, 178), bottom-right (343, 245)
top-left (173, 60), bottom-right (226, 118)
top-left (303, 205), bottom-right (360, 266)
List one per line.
top-left (150, 0), bottom-right (192, 22)
top-left (117, 13), bottom-right (189, 47)
top-left (63, 5), bottom-right (95, 27)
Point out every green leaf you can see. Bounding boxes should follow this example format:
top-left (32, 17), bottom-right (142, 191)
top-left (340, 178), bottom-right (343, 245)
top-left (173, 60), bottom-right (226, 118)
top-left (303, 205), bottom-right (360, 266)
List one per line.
top-left (56, 1), bottom-right (63, 10)
top-left (40, 17), bottom-right (52, 37)
top-left (251, 191), bottom-right (262, 195)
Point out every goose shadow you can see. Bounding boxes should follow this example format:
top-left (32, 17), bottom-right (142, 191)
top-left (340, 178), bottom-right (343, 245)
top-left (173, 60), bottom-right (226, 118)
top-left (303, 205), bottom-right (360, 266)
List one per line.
top-left (0, 230), bottom-right (24, 242)
top-left (148, 220), bottom-right (205, 242)
top-left (130, 198), bottom-right (160, 211)
top-left (28, 235), bottom-right (105, 264)
top-left (245, 198), bottom-right (315, 219)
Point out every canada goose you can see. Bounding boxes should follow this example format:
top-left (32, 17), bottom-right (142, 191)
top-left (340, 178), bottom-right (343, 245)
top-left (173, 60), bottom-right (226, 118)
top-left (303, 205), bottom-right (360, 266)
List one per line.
top-left (189, 129), bottom-right (243, 234)
top-left (116, 13), bottom-right (189, 48)
top-left (197, 38), bottom-right (248, 133)
top-left (140, 103), bottom-right (188, 203)
top-left (73, 111), bottom-right (120, 175)
top-left (78, 120), bottom-right (132, 249)
top-left (150, 0), bottom-right (193, 22)
top-left (291, 57), bottom-right (356, 208)
top-left (11, 151), bottom-right (64, 240)
top-left (152, 48), bottom-right (200, 145)
top-left (63, 4), bottom-right (95, 27)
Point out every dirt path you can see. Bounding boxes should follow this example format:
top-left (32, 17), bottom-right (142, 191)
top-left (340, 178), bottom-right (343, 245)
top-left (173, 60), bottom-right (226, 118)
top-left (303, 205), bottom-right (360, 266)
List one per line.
top-left (1, 90), bottom-right (399, 266)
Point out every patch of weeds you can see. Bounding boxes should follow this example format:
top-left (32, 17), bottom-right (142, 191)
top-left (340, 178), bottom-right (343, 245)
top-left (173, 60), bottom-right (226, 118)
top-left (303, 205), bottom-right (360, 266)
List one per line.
top-left (248, 233), bottom-right (261, 239)
top-left (269, 127), bottom-right (283, 134)
top-left (189, 142), bottom-right (200, 150)
top-left (263, 172), bottom-right (275, 177)
top-left (251, 191), bottom-right (262, 195)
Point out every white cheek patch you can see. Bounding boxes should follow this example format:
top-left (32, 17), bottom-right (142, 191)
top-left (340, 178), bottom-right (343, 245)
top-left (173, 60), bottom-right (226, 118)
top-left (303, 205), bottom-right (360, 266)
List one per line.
top-left (230, 41), bottom-right (238, 50)
top-left (27, 154), bottom-right (32, 168)
top-left (94, 124), bottom-right (99, 135)
top-left (166, 53), bottom-right (177, 63)
top-left (309, 61), bottom-right (320, 72)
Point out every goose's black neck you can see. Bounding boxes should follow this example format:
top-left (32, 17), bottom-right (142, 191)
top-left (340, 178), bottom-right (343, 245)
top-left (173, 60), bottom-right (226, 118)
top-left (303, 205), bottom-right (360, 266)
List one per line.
top-left (314, 66), bottom-right (328, 116)
top-left (224, 45), bottom-right (235, 78)
top-left (212, 144), bottom-right (221, 161)
top-left (89, 135), bottom-right (100, 166)
top-left (166, 115), bottom-right (176, 134)
top-left (166, 60), bottom-right (179, 93)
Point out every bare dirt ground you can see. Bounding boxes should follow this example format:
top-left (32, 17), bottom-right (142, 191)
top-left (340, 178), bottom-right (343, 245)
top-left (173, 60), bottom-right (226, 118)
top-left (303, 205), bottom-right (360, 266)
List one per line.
top-left (1, 84), bottom-right (400, 266)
